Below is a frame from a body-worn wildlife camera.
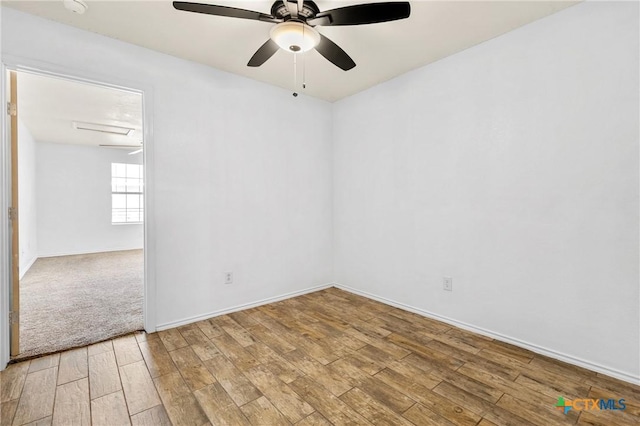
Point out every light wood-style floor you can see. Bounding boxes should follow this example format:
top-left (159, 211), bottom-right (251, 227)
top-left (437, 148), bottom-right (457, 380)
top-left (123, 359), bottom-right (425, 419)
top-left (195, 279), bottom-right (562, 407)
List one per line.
top-left (1, 288), bottom-right (639, 426)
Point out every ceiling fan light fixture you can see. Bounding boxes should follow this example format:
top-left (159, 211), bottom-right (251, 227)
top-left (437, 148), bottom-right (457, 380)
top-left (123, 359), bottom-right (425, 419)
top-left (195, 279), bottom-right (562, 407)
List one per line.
top-left (270, 21), bottom-right (320, 53)
top-left (63, 0), bottom-right (88, 15)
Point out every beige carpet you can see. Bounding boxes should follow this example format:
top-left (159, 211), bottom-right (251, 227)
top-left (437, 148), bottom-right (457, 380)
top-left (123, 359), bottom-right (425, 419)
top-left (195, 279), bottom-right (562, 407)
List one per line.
top-left (18, 249), bottom-right (143, 359)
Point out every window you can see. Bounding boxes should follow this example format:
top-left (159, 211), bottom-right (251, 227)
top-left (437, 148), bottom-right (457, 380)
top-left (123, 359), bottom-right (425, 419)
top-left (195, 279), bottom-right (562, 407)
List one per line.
top-left (111, 163), bottom-right (143, 224)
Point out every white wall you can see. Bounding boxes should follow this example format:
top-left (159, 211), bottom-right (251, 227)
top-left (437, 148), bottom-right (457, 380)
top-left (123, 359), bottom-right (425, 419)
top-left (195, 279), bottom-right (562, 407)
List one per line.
top-left (35, 142), bottom-right (143, 257)
top-left (1, 8), bottom-right (333, 328)
top-left (17, 119), bottom-right (37, 277)
top-left (333, 1), bottom-right (639, 381)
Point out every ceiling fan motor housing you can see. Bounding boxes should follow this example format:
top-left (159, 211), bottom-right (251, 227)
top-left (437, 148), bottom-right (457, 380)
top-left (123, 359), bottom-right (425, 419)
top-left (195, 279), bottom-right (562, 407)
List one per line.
top-left (271, 1), bottom-right (320, 22)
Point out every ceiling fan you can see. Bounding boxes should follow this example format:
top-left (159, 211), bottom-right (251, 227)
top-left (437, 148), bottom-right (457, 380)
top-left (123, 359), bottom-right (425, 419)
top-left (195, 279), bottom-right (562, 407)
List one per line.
top-left (99, 144), bottom-right (143, 155)
top-left (173, 1), bottom-right (411, 71)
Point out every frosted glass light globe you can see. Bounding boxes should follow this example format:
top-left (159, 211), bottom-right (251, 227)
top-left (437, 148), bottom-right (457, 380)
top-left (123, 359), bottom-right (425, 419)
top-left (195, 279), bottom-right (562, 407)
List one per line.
top-left (270, 22), bottom-right (320, 53)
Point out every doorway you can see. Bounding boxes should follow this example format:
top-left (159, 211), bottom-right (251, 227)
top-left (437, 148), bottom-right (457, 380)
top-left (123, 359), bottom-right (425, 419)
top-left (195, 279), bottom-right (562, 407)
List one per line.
top-left (7, 69), bottom-right (146, 360)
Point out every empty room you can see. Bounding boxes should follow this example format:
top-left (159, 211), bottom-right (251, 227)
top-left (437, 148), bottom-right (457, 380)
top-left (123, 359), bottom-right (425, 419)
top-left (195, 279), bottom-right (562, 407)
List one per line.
top-left (0, 1), bottom-right (638, 426)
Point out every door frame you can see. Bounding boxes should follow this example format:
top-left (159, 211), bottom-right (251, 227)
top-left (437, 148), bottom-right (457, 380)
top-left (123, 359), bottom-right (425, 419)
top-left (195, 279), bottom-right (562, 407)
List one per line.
top-left (0, 55), bottom-right (157, 369)
top-left (9, 70), bottom-right (19, 357)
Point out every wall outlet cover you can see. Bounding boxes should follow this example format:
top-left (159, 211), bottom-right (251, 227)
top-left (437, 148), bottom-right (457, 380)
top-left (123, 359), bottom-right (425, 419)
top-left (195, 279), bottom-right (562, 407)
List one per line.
top-left (443, 276), bottom-right (452, 291)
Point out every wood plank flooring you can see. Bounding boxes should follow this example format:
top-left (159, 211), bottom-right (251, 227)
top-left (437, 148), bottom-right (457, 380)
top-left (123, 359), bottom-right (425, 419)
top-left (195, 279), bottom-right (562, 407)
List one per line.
top-left (2, 287), bottom-right (639, 425)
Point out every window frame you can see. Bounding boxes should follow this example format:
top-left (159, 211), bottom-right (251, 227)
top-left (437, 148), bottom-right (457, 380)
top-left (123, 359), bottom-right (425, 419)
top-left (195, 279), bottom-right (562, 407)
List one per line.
top-left (111, 162), bottom-right (144, 225)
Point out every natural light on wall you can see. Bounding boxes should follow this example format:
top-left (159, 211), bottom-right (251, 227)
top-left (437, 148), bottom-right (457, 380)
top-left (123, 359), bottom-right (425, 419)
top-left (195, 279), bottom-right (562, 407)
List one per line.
top-left (111, 163), bottom-right (143, 224)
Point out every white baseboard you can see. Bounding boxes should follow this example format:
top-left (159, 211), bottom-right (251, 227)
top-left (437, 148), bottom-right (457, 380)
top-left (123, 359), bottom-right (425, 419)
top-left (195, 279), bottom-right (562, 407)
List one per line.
top-left (38, 247), bottom-right (143, 258)
top-left (156, 283), bottom-right (333, 331)
top-left (19, 256), bottom-right (37, 280)
top-left (333, 283), bottom-right (640, 386)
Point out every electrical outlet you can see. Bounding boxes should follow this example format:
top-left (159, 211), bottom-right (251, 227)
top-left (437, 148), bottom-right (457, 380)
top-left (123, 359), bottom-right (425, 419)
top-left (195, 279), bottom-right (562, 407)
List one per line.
top-left (443, 276), bottom-right (452, 291)
top-left (224, 272), bottom-right (233, 285)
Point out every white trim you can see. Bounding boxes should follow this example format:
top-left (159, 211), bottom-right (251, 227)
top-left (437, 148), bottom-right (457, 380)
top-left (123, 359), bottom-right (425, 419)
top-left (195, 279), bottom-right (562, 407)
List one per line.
top-left (18, 256), bottom-right (37, 280)
top-left (156, 283), bottom-right (333, 331)
top-left (0, 60), bottom-right (11, 371)
top-left (37, 247), bottom-right (144, 259)
top-left (333, 283), bottom-right (640, 386)
top-left (141, 84), bottom-right (156, 335)
top-left (0, 54), bottom-right (157, 370)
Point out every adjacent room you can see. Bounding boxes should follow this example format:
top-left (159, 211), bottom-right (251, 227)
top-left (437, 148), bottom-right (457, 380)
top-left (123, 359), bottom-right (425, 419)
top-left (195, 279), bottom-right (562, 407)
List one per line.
top-left (0, 1), bottom-right (638, 426)
top-left (13, 72), bottom-right (144, 359)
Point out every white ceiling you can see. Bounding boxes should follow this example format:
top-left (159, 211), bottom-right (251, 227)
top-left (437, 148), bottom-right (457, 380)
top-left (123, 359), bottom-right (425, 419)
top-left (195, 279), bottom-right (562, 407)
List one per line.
top-left (5, 1), bottom-right (579, 102)
top-left (17, 71), bottom-right (143, 147)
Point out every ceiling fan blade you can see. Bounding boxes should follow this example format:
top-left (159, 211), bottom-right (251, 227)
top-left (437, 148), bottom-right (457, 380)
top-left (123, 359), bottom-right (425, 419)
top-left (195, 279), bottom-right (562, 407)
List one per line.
top-left (247, 39), bottom-right (279, 67)
top-left (173, 1), bottom-right (281, 24)
top-left (99, 144), bottom-right (143, 149)
top-left (315, 34), bottom-right (356, 71)
top-left (308, 2), bottom-right (410, 26)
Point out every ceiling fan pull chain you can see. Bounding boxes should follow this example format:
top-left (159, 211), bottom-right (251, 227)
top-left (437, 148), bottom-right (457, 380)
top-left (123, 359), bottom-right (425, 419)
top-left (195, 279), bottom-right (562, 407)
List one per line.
top-left (293, 53), bottom-right (298, 97)
top-left (302, 24), bottom-right (307, 89)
